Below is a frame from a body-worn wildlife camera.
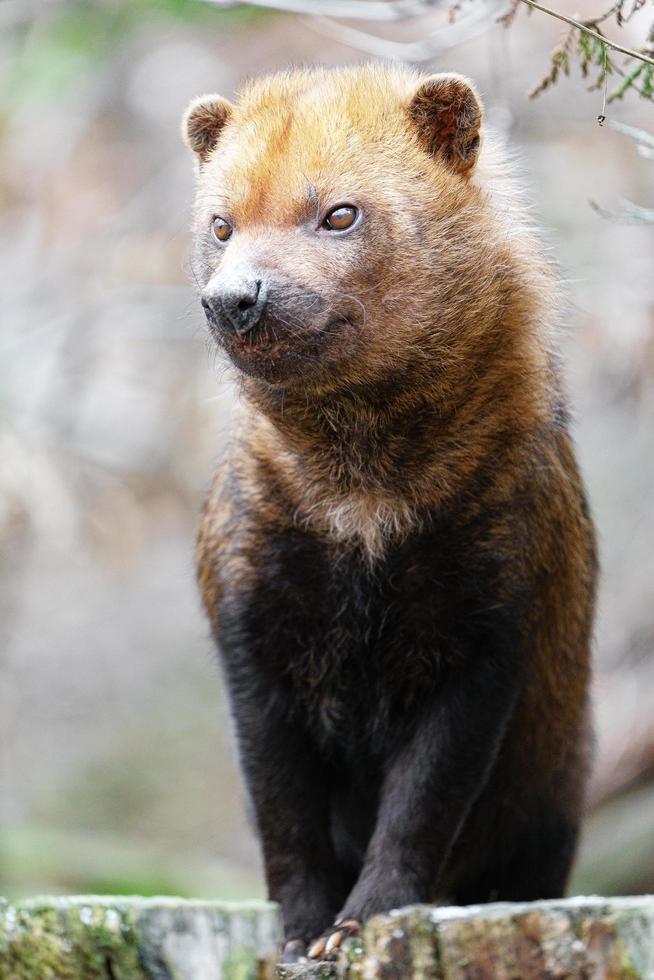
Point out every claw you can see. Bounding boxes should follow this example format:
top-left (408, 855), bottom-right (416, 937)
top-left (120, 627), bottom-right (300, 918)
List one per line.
top-left (307, 918), bottom-right (362, 961)
top-left (307, 936), bottom-right (327, 959)
top-left (335, 917), bottom-right (361, 935)
top-left (325, 929), bottom-right (343, 954)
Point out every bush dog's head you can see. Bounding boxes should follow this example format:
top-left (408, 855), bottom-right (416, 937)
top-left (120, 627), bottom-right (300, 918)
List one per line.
top-left (183, 65), bottom-right (493, 392)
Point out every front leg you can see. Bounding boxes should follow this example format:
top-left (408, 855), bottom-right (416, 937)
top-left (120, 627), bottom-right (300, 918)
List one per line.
top-left (309, 651), bottom-right (523, 957)
top-left (220, 650), bottom-right (349, 960)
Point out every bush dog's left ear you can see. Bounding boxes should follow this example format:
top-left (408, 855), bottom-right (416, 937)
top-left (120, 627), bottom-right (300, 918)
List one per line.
top-left (408, 73), bottom-right (483, 176)
top-left (182, 94), bottom-right (233, 164)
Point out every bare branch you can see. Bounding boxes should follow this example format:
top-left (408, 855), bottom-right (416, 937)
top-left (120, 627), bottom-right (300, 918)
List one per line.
top-left (201, 0), bottom-right (443, 21)
top-left (610, 117), bottom-right (654, 149)
top-left (590, 197), bottom-right (654, 223)
top-left (303, 0), bottom-right (502, 62)
top-left (202, 0), bottom-right (654, 95)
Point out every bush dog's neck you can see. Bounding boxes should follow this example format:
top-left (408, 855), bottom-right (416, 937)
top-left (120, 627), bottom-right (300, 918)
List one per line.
top-left (239, 277), bottom-right (554, 507)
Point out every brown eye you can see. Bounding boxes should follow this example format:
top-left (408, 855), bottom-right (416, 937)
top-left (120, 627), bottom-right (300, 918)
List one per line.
top-left (322, 205), bottom-right (358, 232)
top-left (211, 216), bottom-right (232, 243)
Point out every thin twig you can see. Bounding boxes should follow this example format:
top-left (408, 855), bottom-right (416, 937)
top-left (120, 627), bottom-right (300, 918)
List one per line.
top-left (519, 0), bottom-right (654, 67)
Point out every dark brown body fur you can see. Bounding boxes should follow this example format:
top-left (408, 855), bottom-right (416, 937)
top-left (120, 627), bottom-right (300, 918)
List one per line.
top-left (184, 65), bottom-right (597, 960)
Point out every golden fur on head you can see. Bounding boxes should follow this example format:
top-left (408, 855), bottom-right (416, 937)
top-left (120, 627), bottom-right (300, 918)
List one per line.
top-left (186, 64), bottom-right (560, 560)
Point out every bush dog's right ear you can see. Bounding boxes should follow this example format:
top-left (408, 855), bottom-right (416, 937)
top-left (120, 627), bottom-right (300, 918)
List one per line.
top-left (408, 73), bottom-right (483, 177)
top-left (182, 94), bottom-right (233, 164)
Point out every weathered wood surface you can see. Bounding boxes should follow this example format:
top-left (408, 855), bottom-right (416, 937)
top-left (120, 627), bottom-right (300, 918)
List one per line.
top-left (2, 894), bottom-right (654, 978)
top-left (0, 895), bottom-right (280, 979)
top-left (278, 896), bottom-right (654, 980)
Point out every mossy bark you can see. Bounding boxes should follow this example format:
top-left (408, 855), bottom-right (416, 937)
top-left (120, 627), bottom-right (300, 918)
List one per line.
top-left (3, 895), bottom-right (654, 978)
top-left (278, 897), bottom-right (654, 979)
top-left (0, 895), bottom-right (280, 980)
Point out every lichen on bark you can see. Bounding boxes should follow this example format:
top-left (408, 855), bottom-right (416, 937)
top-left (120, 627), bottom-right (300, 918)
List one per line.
top-left (276, 896), bottom-right (654, 980)
top-left (0, 895), bottom-right (280, 980)
top-left (3, 894), bottom-right (654, 979)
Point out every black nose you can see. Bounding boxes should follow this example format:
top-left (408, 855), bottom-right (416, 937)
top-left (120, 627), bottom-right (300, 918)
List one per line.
top-left (202, 279), bottom-right (267, 337)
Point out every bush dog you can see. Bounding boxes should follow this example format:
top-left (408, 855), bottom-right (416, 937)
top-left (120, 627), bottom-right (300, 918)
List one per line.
top-left (182, 65), bottom-right (597, 963)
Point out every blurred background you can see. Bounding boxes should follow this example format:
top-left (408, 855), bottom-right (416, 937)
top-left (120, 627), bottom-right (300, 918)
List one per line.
top-left (1, 0), bottom-right (653, 903)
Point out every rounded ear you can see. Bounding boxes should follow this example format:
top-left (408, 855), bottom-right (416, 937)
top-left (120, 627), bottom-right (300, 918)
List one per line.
top-left (408, 73), bottom-right (483, 176)
top-left (181, 94), bottom-right (233, 163)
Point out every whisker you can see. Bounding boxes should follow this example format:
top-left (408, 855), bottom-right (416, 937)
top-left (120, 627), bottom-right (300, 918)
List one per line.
top-left (342, 293), bottom-right (367, 324)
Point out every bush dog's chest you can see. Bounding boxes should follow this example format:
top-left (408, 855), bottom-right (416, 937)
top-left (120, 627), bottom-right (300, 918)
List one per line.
top-left (216, 512), bottom-right (526, 756)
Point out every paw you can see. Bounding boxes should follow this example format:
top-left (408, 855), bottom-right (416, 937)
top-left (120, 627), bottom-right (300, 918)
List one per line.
top-left (306, 918), bottom-right (361, 960)
top-left (280, 938), bottom-right (307, 964)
